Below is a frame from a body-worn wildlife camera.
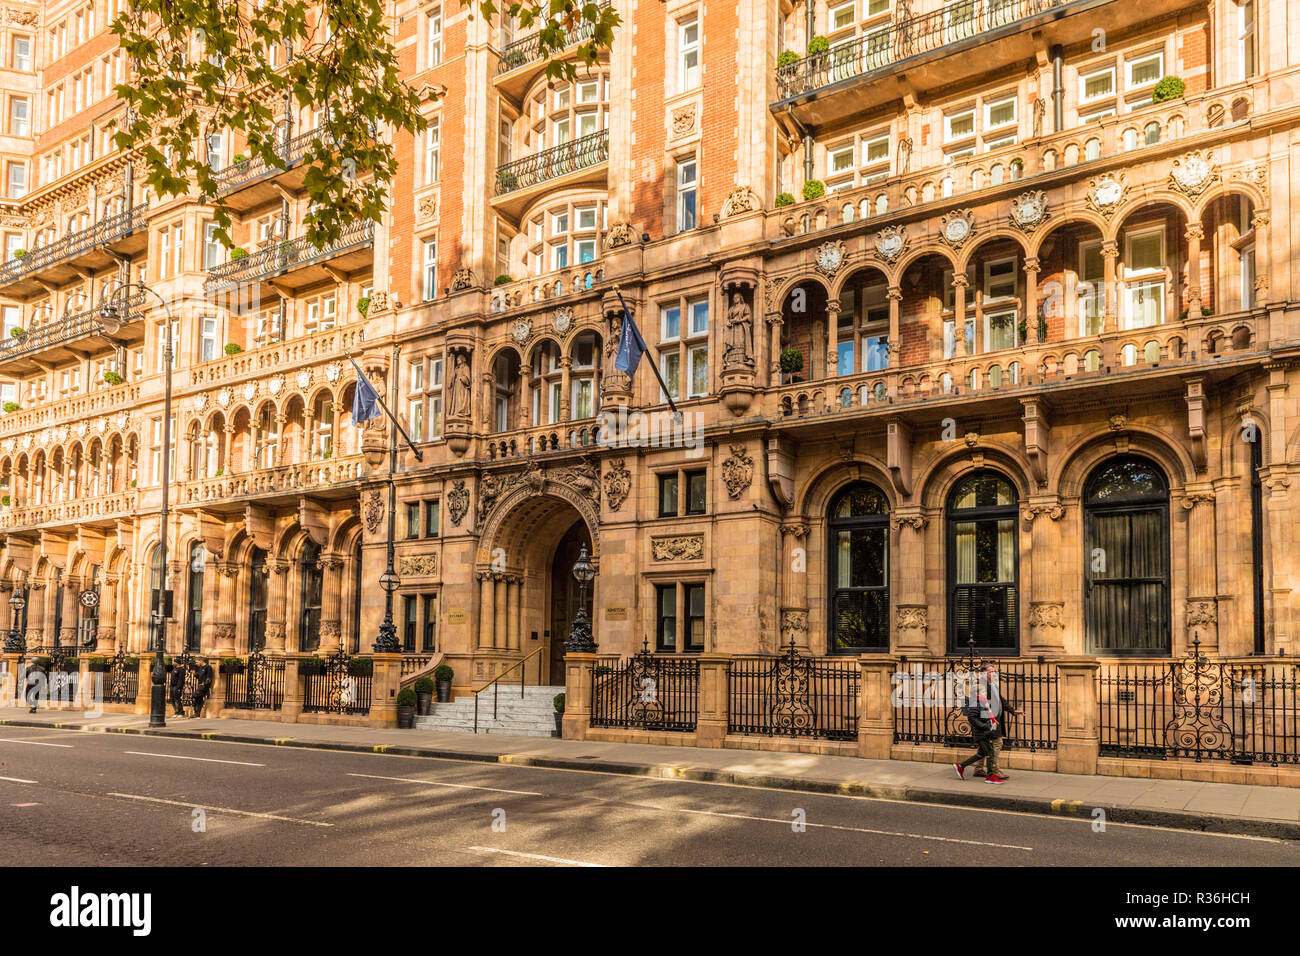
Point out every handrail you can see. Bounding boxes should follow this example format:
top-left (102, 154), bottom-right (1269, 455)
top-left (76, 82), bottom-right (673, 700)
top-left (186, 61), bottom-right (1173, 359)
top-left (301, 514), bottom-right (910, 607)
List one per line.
top-left (473, 644), bottom-right (548, 733)
top-left (0, 202), bottom-right (149, 287)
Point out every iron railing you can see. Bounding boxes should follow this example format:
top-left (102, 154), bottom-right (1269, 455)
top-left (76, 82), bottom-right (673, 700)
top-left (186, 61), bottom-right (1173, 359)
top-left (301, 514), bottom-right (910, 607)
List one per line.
top-left (473, 645), bottom-right (547, 733)
top-left (776, 0), bottom-right (1074, 100)
top-left (496, 4), bottom-right (607, 75)
top-left (222, 652), bottom-right (286, 711)
top-left (0, 203), bottom-right (148, 287)
top-left (495, 130), bottom-right (608, 196)
top-left (211, 128), bottom-right (319, 194)
top-left (204, 220), bottom-right (375, 294)
top-left (590, 646), bottom-right (700, 732)
top-left (302, 649), bottom-right (372, 715)
top-left (0, 292), bottom-right (147, 362)
top-left (101, 650), bottom-right (139, 705)
top-left (728, 640), bottom-right (859, 741)
top-left (1099, 642), bottom-right (1300, 765)
top-left (892, 655), bottom-right (1059, 751)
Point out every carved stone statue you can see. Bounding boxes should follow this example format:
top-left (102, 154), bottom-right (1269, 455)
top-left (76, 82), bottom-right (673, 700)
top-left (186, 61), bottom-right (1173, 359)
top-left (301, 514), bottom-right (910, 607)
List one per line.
top-left (449, 349), bottom-right (471, 419)
top-left (723, 291), bottom-right (754, 368)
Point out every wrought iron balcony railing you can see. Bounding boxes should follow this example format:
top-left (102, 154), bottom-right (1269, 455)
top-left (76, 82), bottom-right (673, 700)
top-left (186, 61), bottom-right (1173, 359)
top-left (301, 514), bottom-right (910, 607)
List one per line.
top-left (211, 128), bottom-right (319, 194)
top-left (0, 203), bottom-right (149, 288)
top-left (204, 220), bottom-right (375, 293)
top-left (777, 0), bottom-right (1075, 100)
top-left (494, 130), bottom-right (609, 196)
top-left (496, 4), bottom-right (607, 75)
top-left (0, 292), bottom-right (147, 363)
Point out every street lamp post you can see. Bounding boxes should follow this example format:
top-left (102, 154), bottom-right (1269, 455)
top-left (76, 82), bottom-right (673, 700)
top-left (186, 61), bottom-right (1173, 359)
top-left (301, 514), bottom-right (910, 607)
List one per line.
top-left (101, 283), bottom-right (174, 729)
top-left (372, 344), bottom-right (401, 653)
top-left (4, 587), bottom-right (24, 654)
top-left (564, 544), bottom-right (597, 653)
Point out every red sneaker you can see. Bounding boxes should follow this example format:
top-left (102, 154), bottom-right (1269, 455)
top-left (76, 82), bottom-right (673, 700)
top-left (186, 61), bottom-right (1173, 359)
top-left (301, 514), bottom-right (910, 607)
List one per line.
top-left (985, 774), bottom-right (1006, 784)
top-left (954, 763), bottom-right (966, 780)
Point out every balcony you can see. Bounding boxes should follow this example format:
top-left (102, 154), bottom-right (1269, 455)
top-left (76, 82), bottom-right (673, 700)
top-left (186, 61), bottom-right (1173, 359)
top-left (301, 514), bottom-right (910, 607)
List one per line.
top-left (0, 294), bottom-right (148, 375)
top-left (204, 220), bottom-right (375, 298)
top-left (187, 324), bottom-right (365, 386)
top-left (175, 454), bottom-right (366, 511)
top-left (773, 0), bottom-right (1197, 127)
top-left (495, 5), bottom-right (608, 102)
top-left (0, 382), bottom-right (141, 436)
top-left (0, 203), bottom-right (149, 298)
top-left (0, 490), bottom-right (138, 532)
top-left (211, 128), bottom-right (320, 212)
top-left (492, 130), bottom-right (608, 219)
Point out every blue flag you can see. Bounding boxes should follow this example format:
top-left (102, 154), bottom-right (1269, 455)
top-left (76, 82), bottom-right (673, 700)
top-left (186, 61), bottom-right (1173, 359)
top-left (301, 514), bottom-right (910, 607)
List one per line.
top-left (614, 305), bottom-right (645, 377)
top-left (349, 355), bottom-right (382, 423)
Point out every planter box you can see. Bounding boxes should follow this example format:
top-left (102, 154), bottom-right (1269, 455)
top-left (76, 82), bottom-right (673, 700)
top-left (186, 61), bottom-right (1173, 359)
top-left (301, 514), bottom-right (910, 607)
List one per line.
top-left (396, 705), bottom-right (415, 729)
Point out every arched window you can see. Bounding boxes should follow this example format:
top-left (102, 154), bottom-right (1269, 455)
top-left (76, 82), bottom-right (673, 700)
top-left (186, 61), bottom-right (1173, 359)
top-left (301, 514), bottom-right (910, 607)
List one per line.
top-left (947, 471), bottom-right (1018, 652)
top-left (148, 545), bottom-right (165, 652)
top-left (185, 542), bottom-right (205, 653)
top-left (1083, 456), bottom-right (1170, 654)
top-left (298, 541), bottom-right (322, 652)
top-left (247, 546), bottom-right (268, 652)
top-left (827, 482), bottom-right (890, 653)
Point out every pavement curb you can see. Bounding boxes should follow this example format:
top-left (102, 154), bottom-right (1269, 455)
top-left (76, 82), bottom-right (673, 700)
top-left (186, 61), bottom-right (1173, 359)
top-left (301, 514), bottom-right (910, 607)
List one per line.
top-left (4, 718), bottom-right (1297, 841)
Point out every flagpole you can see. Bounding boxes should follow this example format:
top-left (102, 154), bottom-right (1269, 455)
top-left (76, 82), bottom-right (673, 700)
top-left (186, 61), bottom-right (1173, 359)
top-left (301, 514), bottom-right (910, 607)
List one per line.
top-left (613, 285), bottom-right (680, 419)
top-left (347, 352), bottom-right (424, 462)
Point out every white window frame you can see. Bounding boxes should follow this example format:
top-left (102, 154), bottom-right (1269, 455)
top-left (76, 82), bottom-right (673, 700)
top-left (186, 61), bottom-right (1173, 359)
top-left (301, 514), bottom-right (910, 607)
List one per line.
top-left (1079, 65), bottom-right (1116, 105)
top-left (944, 107), bottom-right (976, 143)
top-left (424, 117), bottom-right (440, 184)
top-left (422, 239), bottom-right (437, 300)
top-left (1126, 50), bottom-right (1163, 89)
top-left (1239, 0), bottom-right (1257, 81)
top-left (426, 6), bottom-right (443, 67)
top-left (676, 156), bottom-right (697, 232)
top-left (678, 15), bottom-right (700, 92)
top-left (983, 95), bottom-right (1016, 133)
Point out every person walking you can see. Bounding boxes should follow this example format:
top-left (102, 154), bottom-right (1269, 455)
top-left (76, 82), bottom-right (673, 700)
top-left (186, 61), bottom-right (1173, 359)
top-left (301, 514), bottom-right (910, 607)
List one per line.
top-left (168, 657), bottom-right (188, 717)
top-left (954, 661), bottom-right (1022, 784)
top-left (190, 657), bottom-right (214, 718)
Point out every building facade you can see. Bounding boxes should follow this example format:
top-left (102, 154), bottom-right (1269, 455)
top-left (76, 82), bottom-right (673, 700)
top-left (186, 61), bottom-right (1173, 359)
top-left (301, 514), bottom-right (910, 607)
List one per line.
top-left (0, 0), bottom-right (1295, 699)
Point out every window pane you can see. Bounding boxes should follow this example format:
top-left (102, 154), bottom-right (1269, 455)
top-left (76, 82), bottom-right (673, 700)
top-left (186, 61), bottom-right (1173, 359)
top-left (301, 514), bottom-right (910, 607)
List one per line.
top-left (658, 474), bottom-right (679, 516)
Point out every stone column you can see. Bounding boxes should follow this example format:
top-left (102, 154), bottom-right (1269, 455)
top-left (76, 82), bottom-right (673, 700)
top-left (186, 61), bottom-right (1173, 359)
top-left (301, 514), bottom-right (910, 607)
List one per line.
top-left (886, 286), bottom-right (902, 368)
top-left (59, 578), bottom-right (79, 648)
top-left (477, 571), bottom-right (495, 649)
top-left (506, 575), bottom-right (521, 652)
top-left (274, 414), bottom-right (288, 467)
top-left (222, 424), bottom-right (235, 472)
top-left (213, 563), bottom-right (238, 655)
top-left (891, 512), bottom-right (929, 653)
top-left (766, 312), bottom-right (783, 387)
top-left (265, 560), bottom-right (289, 652)
top-left (857, 656), bottom-right (897, 759)
top-left (25, 581), bottom-right (46, 649)
top-left (493, 574), bottom-right (507, 649)
top-left (559, 357), bottom-right (572, 421)
top-left (318, 555), bottom-right (345, 654)
top-left (1184, 224), bottom-right (1203, 317)
top-left (952, 273), bottom-right (969, 358)
top-left (1101, 239), bottom-right (1119, 334)
top-left (98, 574), bottom-right (120, 654)
top-left (825, 299), bottom-right (841, 378)
top-left (1024, 257), bottom-right (1041, 345)
top-left (517, 365), bottom-right (532, 429)
top-left (693, 654), bottom-right (731, 747)
top-left (1055, 658), bottom-right (1100, 775)
top-left (561, 651), bottom-right (595, 740)
top-left (1026, 504), bottom-right (1068, 653)
top-left (198, 559), bottom-right (220, 654)
top-left (1182, 488), bottom-right (1218, 651)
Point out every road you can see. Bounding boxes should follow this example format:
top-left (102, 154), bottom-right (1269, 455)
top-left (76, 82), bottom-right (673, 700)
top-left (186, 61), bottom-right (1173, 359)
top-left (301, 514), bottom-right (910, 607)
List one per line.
top-left (0, 724), bottom-right (1295, 866)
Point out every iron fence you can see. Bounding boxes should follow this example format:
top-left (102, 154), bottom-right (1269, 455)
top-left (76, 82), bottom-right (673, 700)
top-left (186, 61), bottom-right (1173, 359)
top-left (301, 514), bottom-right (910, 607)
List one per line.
top-left (302, 650), bottom-right (372, 715)
top-left (776, 0), bottom-right (1074, 100)
top-left (1099, 644), bottom-right (1300, 765)
top-left (0, 292), bottom-right (147, 362)
top-left (892, 656), bottom-right (1058, 751)
top-left (102, 651), bottom-right (138, 705)
top-left (211, 127), bottom-right (319, 193)
top-left (591, 648), bottom-right (699, 732)
top-left (494, 130), bottom-right (608, 196)
top-left (496, 8), bottom-right (605, 75)
top-left (222, 653), bottom-right (285, 711)
top-left (728, 641), bottom-right (859, 741)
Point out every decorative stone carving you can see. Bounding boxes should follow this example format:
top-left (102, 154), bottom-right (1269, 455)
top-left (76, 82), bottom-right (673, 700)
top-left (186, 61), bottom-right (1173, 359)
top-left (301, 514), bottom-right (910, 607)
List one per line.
top-left (268, 376), bottom-right (283, 396)
top-left (604, 220), bottom-right (635, 249)
top-left (1029, 601), bottom-right (1065, 631)
top-left (938, 208), bottom-right (974, 249)
top-left (720, 186), bottom-right (761, 218)
top-left (722, 290), bottom-right (754, 369)
top-left (1169, 150), bottom-right (1220, 200)
top-left (399, 555), bottom-right (438, 576)
top-left (813, 239), bottom-right (845, 278)
top-left (1232, 162), bottom-right (1268, 197)
top-left (1087, 173), bottom-right (1128, 219)
top-left (652, 534), bottom-right (704, 562)
top-left (872, 225), bottom-right (907, 263)
top-left (964, 430), bottom-right (980, 447)
top-left (325, 363), bottom-right (341, 382)
top-left (1009, 190), bottom-right (1049, 233)
top-left (603, 459), bottom-right (631, 512)
top-left (896, 605), bottom-right (927, 630)
top-left (296, 370), bottom-right (312, 390)
top-left (889, 513), bottom-right (929, 532)
top-left (1185, 600), bottom-right (1217, 627)
top-left (242, 382), bottom-right (257, 402)
top-left (721, 444), bottom-right (754, 499)
top-left (671, 105), bottom-right (696, 137)
top-left (1021, 503), bottom-right (1065, 524)
top-left (552, 307), bottom-right (573, 336)
top-left (510, 316), bottom-right (531, 346)
top-left (550, 456), bottom-right (600, 507)
top-left (216, 388), bottom-right (231, 407)
top-left (780, 609), bottom-right (808, 646)
top-left (417, 195), bottom-right (437, 220)
top-left (447, 480), bottom-right (470, 526)
top-left (449, 267), bottom-right (474, 291)
top-left (448, 348), bottom-right (472, 419)
top-left (1108, 414), bottom-right (1127, 431)
top-left (368, 291), bottom-right (390, 315)
top-left (362, 489), bottom-right (385, 534)
top-left (5, 10), bottom-right (39, 28)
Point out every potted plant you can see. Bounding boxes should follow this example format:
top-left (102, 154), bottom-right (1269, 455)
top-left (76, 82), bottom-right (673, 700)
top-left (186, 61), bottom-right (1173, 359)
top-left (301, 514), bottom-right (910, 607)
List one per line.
top-left (777, 49), bottom-right (800, 71)
top-left (1, 495), bottom-right (10, 506)
top-left (229, 247), bottom-right (248, 260)
top-left (779, 347), bottom-right (804, 383)
top-left (494, 274), bottom-right (513, 286)
top-left (396, 688), bottom-right (417, 728)
top-left (553, 692), bottom-right (565, 737)
top-left (806, 35), bottom-right (829, 56)
top-left (357, 295), bottom-right (371, 317)
top-left (298, 655), bottom-right (324, 676)
top-left (594, 664), bottom-right (612, 677)
top-left (59, 656), bottom-right (79, 674)
top-left (8, 327), bottom-right (22, 337)
top-left (347, 656), bottom-right (373, 677)
top-left (802, 179), bottom-right (825, 201)
top-left (123, 657), bottom-right (140, 669)
top-left (413, 676), bottom-right (435, 715)
top-left (219, 656), bottom-right (244, 674)
top-left (85, 656), bottom-right (108, 673)
top-left (224, 343), bottom-right (242, 355)
top-left (502, 48), bottom-right (527, 70)
top-left (103, 370), bottom-right (124, 386)
top-left (433, 663), bottom-right (454, 702)
top-left (1152, 76), bottom-right (1186, 103)
top-left (31, 656), bottom-right (51, 671)
top-left (11, 249), bottom-right (26, 259)
top-left (0, 403), bottom-right (15, 413)
top-left (496, 169), bottom-right (518, 192)
top-left (232, 153), bottom-right (247, 164)
top-left (774, 192), bottom-right (795, 208)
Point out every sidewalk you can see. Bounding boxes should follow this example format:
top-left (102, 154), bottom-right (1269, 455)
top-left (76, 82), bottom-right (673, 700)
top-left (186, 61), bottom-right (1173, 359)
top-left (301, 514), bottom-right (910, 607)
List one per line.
top-left (2, 706), bottom-right (1297, 839)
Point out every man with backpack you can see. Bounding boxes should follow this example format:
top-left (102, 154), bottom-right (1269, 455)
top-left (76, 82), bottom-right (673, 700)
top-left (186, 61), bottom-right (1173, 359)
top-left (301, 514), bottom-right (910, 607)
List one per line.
top-left (954, 661), bottom-right (1022, 784)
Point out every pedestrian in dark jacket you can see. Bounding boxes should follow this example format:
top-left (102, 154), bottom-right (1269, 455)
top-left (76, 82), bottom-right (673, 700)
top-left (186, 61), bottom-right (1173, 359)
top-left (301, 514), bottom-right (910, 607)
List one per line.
top-left (954, 661), bottom-right (1022, 784)
top-left (169, 659), bottom-right (188, 717)
top-left (190, 657), bottom-right (214, 718)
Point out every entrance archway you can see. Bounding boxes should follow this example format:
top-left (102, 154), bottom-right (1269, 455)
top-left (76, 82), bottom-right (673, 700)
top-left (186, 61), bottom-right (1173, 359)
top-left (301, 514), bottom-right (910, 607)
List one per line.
top-left (549, 519), bottom-right (593, 681)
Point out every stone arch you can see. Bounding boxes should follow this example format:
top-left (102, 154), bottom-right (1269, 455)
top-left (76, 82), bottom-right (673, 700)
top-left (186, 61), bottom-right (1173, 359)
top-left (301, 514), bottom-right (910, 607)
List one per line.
top-left (772, 272), bottom-right (832, 310)
top-left (954, 228), bottom-right (1031, 273)
top-left (1027, 210), bottom-right (1109, 257)
top-left (1053, 427), bottom-right (1196, 499)
top-left (792, 455), bottom-right (896, 518)
top-left (829, 261), bottom-right (892, 301)
top-left (478, 483), bottom-right (601, 567)
top-left (1112, 190), bottom-right (1196, 234)
top-left (893, 243), bottom-right (958, 280)
top-left (1192, 181), bottom-right (1267, 221)
top-left (916, 442), bottom-right (1034, 510)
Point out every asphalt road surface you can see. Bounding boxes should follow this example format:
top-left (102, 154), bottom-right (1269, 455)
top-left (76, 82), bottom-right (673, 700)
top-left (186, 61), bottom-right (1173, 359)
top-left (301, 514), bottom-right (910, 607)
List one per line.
top-left (0, 725), bottom-right (1295, 866)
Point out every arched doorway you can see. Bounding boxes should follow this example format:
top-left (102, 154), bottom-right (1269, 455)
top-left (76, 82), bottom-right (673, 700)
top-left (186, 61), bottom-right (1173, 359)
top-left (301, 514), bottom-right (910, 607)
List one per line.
top-left (549, 519), bottom-right (592, 682)
top-left (826, 481), bottom-right (890, 653)
top-left (946, 470), bottom-right (1019, 653)
top-left (1083, 455), bottom-right (1170, 654)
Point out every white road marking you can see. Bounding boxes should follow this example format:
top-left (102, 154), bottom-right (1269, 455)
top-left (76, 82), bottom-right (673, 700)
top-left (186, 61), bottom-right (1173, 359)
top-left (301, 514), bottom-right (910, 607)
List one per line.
top-left (467, 846), bottom-right (606, 867)
top-left (0, 737), bottom-right (73, 748)
top-left (631, 803), bottom-right (1034, 851)
top-left (107, 792), bottom-right (332, 827)
top-left (123, 751), bottom-right (264, 767)
top-left (345, 771), bottom-right (541, 797)
top-left (0, 776), bottom-right (37, 784)
top-left (10, 802), bottom-right (39, 807)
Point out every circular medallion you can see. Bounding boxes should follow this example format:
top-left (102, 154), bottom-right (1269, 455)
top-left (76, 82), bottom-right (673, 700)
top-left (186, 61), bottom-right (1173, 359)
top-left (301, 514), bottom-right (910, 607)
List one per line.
top-left (1176, 156), bottom-right (1209, 189)
top-left (297, 370), bottom-right (312, 390)
top-left (1014, 198), bottom-right (1041, 225)
top-left (78, 589), bottom-right (99, 609)
top-left (553, 308), bottom-right (573, 335)
top-left (944, 217), bottom-right (970, 244)
top-left (217, 388), bottom-right (231, 408)
top-left (1095, 177), bottom-right (1122, 207)
top-left (269, 376), bottom-right (283, 395)
top-left (511, 318), bottom-right (531, 344)
top-left (326, 364), bottom-right (340, 382)
top-left (242, 382), bottom-right (257, 401)
top-left (816, 243), bottom-right (843, 274)
top-left (880, 233), bottom-right (903, 258)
